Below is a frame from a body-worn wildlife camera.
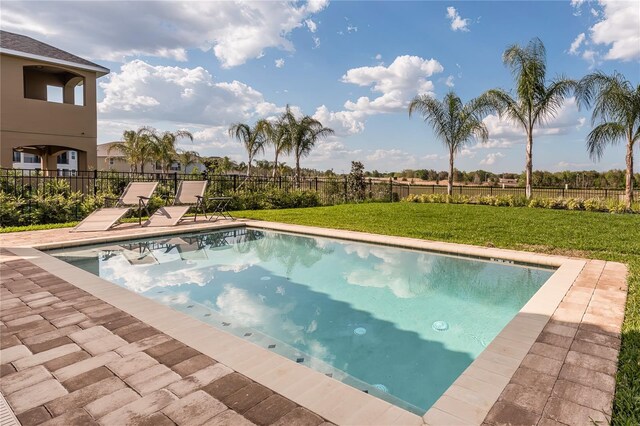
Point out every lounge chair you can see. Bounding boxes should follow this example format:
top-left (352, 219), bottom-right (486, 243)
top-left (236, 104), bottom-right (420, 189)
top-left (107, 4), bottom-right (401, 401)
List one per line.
top-left (145, 180), bottom-right (207, 227)
top-left (74, 181), bottom-right (158, 232)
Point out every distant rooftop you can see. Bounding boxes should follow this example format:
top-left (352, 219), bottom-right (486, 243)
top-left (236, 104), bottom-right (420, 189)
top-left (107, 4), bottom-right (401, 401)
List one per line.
top-left (97, 142), bottom-right (124, 157)
top-left (0, 30), bottom-right (109, 76)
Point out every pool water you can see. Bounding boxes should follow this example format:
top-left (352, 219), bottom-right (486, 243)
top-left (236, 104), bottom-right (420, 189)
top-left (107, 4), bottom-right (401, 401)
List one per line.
top-left (49, 228), bottom-right (553, 413)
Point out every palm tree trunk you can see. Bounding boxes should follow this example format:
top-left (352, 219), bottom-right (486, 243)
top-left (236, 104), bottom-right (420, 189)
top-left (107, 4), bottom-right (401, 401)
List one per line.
top-left (447, 150), bottom-right (454, 196)
top-left (247, 156), bottom-right (252, 177)
top-left (272, 151), bottom-right (279, 179)
top-left (295, 156), bottom-right (301, 188)
top-left (625, 139), bottom-right (634, 209)
top-left (525, 130), bottom-right (533, 199)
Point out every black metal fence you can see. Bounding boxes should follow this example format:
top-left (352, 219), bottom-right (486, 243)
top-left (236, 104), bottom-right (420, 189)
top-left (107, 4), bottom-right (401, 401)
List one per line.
top-left (0, 168), bottom-right (395, 207)
top-left (394, 183), bottom-right (638, 202)
top-left (3, 168), bottom-right (636, 203)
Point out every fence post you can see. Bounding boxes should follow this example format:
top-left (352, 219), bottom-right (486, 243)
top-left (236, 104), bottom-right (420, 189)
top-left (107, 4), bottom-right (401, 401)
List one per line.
top-left (490, 186), bottom-right (493, 196)
top-left (93, 169), bottom-right (98, 196)
top-left (315, 177), bottom-right (318, 191)
top-left (389, 178), bottom-right (393, 202)
top-left (278, 176), bottom-right (282, 189)
top-left (604, 188), bottom-right (608, 199)
top-left (233, 175), bottom-right (238, 192)
top-left (173, 172), bottom-right (178, 195)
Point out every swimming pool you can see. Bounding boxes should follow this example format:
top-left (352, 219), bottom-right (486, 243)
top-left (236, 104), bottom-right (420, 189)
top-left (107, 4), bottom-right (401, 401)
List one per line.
top-left (49, 227), bottom-right (554, 413)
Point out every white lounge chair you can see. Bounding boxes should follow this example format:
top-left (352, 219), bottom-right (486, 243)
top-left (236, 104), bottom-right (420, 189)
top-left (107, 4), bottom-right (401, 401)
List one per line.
top-left (145, 180), bottom-right (208, 227)
top-left (73, 181), bottom-right (158, 232)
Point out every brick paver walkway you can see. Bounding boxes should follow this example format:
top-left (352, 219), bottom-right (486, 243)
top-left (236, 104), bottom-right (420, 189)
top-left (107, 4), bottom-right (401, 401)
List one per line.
top-left (483, 260), bottom-right (627, 425)
top-left (0, 249), bottom-right (332, 426)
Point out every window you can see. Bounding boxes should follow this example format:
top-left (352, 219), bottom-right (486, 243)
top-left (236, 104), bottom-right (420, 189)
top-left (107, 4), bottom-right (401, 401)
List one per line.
top-left (57, 152), bottom-right (69, 165)
top-left (109, 158), bottom-right (115, 166)
top-left (23, 154), bottom-right (41, 164)
top-left (46, 85), bottom-right (63, 103)
top-left (71, 152), bottom-right (76, 160)
top-left (13, 151), bottom-right (21, 162)
top-left (155, 161), bottom-right (162, 170)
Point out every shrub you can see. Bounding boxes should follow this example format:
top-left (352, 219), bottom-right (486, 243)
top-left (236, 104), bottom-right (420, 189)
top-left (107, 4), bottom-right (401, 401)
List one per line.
top-left (401, 193), bottom-right (638, 214)
top-left (584, 198), bottom-right (606, 212)
top-left (566, 198), bottom-right (584, 211)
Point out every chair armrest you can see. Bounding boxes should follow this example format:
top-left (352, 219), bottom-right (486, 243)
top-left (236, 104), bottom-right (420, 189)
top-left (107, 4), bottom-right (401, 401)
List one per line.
top-left (137, 196), bottom-right (151, 200)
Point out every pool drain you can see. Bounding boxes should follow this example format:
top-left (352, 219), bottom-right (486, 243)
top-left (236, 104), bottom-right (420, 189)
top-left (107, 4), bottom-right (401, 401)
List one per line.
top-left (373, 384), bottom-right (389, 393)
top-left (432, 320), bottom-right (449, 332)
top-left (354, 327), bottom-right (367, 336)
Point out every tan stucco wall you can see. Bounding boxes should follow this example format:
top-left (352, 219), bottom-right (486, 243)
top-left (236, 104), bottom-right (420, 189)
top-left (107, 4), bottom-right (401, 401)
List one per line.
top-left (0, 54), bottom-right (100, 169)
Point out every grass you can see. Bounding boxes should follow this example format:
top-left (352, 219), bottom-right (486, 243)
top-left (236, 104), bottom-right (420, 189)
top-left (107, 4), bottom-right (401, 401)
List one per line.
top-left (235, 202), bottom-right (640, 424)
top-left (0, 222), bottom-right (79, 233)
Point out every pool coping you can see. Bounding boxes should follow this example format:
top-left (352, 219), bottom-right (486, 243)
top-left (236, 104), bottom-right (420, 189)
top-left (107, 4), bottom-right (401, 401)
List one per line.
top-left (3, 220), bottom-right (587, 425)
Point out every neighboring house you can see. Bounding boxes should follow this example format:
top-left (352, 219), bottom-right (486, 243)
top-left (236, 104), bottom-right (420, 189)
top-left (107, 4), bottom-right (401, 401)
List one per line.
top-left (97, 141), bottom-right (206, 174)
top-left (12, 150), bottom-right (78, 175)
top-left (0, 30), bottom-right (109, 172)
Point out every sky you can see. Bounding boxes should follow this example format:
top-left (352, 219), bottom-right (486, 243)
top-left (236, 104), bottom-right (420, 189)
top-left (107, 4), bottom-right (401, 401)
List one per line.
top-left (2, 0), bottom-right (639, 174)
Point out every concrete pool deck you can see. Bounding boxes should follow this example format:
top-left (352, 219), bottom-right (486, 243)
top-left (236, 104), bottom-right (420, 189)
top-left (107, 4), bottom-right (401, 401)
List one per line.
top-left (0, 219), bottom-right (628, 425)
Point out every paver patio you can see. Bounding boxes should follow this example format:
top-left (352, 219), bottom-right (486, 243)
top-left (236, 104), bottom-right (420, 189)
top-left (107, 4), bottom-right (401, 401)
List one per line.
top-left (0, 221), bottom-right (629, 425)
top-left (0, 247), bottom-right (330, 426)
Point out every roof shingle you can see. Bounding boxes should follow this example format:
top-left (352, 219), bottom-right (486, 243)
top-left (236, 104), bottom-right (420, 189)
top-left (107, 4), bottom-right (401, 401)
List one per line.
top-left (0, 31), bottom-right (108, 73)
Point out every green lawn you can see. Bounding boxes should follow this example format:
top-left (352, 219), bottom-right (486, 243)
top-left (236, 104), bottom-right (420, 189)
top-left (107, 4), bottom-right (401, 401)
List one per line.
top-left (235, 202), bottom-right (640, 424)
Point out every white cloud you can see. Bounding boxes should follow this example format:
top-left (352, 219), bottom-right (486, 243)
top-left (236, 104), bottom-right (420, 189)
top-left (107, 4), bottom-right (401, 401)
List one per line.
top-left (305, 18), bottom-right (318, 33)
top-left (446, 6), bottom-right (470, 32)
top-left (375, 53), bottom-right (382, 60)
top-left (571, 0), bottom-right (640, 63)
top-left (555, 161), bottom-right (595, 170)
top-left (312, 36), bottom-right (321, 49)
top-left (568, 33), bottom-right (586, 55)
top-left (347, 25), bottom-right (358, 33)
top-left (445, 75), bottom-right (455, 87)
top-left (98, 60), bottom-right (283, 127)
top-left (312, 105), bottom-right (365, 135)
top-left (590, 0), bottom-right (640, 61)
top-left (0, 0), bottom-right (329, 68)
top-left (314, 55), bottom-right (443, 135)
top-left (482, 98), bottom-right (585, 144)
top-left (275, 58), bottom-right (285, 68)
top-left (341, 55), bottom-right (444, 114)
top-left (571, 0), bottom-right (586, 15)
top-left (479, 152), bottom-right (505, 166)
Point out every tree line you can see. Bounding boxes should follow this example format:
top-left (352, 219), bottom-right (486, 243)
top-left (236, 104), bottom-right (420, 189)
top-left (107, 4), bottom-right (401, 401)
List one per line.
top-left (408, 38), bottom-right (638, 209)
top-left (374, 168), bottom-right (640, 189)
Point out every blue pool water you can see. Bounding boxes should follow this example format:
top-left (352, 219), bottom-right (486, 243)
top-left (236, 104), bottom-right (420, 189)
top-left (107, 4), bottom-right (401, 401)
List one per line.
top-left (49, 228), bottom-right (554, 413)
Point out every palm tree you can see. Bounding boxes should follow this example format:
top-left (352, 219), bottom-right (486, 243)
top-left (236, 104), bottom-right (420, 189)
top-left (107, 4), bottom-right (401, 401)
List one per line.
top-left (258, 118), bottom-right (290, 178)
top-left (176, 150), bottom-right (201, 173)
top-left (228, 122), bottom-right (266, 176)
top-left (409, 92), bottom-right (492, 195)
top-left (484, 38), bottom-right (575, 199)
top-left (108, 128), bottom-right (154, 172)
top-left (576, 71), bottom-right (639, 209)
top-left (148, 129), bottom-right (194, 173)
top-left (281, 106), bottom-right (334, 185)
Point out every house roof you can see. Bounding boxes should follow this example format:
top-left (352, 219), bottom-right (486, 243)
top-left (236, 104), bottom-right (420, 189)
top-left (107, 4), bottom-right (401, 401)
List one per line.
top-left (97, 142), bottom-right (124, 157)
top-left (0, 31), bottom-right (109, 76)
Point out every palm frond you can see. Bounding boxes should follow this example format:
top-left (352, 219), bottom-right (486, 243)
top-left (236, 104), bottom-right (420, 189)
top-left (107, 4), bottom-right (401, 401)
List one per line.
top-left (586, 122), bottom-right (626, 160)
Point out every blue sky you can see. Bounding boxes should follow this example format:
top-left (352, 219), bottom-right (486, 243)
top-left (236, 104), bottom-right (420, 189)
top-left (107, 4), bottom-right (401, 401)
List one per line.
top-left (3, 1), bottom-right (639, 173)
